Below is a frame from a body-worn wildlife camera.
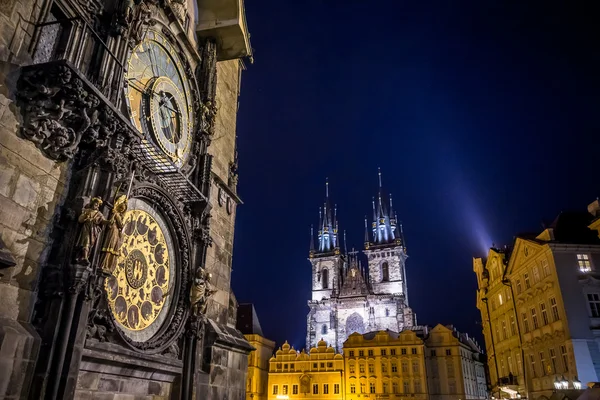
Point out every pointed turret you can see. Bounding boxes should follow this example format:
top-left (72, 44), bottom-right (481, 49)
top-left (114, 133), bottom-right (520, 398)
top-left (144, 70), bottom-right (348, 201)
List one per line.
top-left (365, 169), bottom-right (403, 249)
top-left (311, 178), bottom-right (340, 256)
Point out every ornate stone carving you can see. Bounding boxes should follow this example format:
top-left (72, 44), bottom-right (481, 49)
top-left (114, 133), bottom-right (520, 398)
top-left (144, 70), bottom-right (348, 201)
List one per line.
top-left (68, 263), bottom-right (93, 294)
top-left (75, 197), bottom-right (106, 264)
top-left (190, 267), bottom-right (216, 318)
top-left (16, 63), bottom-right (131, 162)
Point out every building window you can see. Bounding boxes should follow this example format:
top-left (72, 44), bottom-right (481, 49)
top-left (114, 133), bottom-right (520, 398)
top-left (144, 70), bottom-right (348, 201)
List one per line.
top-left (431, 349), bottom-right (437, 357)
top-left (327, 362), bottom-right (333, 368)
top-left (529, 354), bottom-right (536, 377)
top-left (360, 383), bottom-right (366, 393)
top-left (392, 382), bottom-right (399, 393)
top-left (282, 385), bottom-right (288, 395)
top-left (588, 293), bottom-right (600, 317)
top-left (368, 349), bottom-right (374, 357)
top-left (403, 381), bottom-right (410, 393)
top-left (540, 351), bottom-right (548, 375)
top-left (273, 385), bottom-right (278, 395)
top-left (359, 350), bottom-right (365, 357)
top-left (320, 363), bottom-right (325, 368)
top-left (531, 307), bottom-right (539, 329)
top-left (549, 348), bottom-right (557, 373)
top-left (516, 279), bottom-right (522, 294)
top-left (401, 348), bottom-right (407, 355)
top-left (313, 384), bottom-right (318, 394)
top-left (540, 302), bottom-right (549, 325)
top-left (524, 273), bottom-right (530, 289)
top-left (578, 254), bottom-right (592, 272)
top-left (381, 349), bottom-right (387, 356)
top-left (370, 382), bottom-right (376, 393)
top-left (532, 266), bottom-right (540, 283)
top-left (349, 350), bottom-right (355, 357)
top-left (446, 349), bottom-right (451, 356)
top-left (349, 363), bottom-right (355, 374)
top-left (550, 297), bottom-right (560, 321)
top-left (350, 383), bottom-right (356, 393)
top-left (293, 384), bottom-right (299, 394)
top-left (401, 360), bottom-right (408, 373)
top-left (449, 381), bottom-right (456, 394)
top-left (369, 364), bottom-right (375, 373)
top-left (412, 361), bottom-right (419, 374)
top-left (322, 325), bottom-right (327, 335)
top-left (561, 345), bottom-right (569, 372)
top-left (322, 268), bottom-right (329, 288)
top-left (385, 308), bottom-right (390, 317)
top-left (323, 384), bottom-right (329, 394)
top-left (382, 363), bottom-right (387, 373)
top-left (522, 312), bottom-right (530, 333)
top-left (541, 259), bottom-right (550, 277)
top-left (359, 363), bottom-right (365, 373)
top-left (391, 363), bottom-right (398, 372)
top-left (447, 361), bottom-right (454, 377)
top-left (382, 261), bottom-right (389, 281)
top-left (284, 363), bottom-right (288, 369)
top-left (334, 384), bottom-right (339, 394)
top-left (313, 363), bottom-right (317, 369)
top-left (390, 349), bottom-right (396, 356)
top-left (509, 314), bottom-right (516, 336)
top-left (415, 380), bottom-right (422, 393)
top-left (383, 382), bottom-right (388, 393)
top-left (412, 347), bottom-right (417, 355)
top-left (290, 363), bottom-right (295, 370)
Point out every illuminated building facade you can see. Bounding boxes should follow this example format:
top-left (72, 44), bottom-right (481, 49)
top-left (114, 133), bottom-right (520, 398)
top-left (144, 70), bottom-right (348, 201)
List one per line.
top-left (343, 329), bottom-right (428, 399)
top-left (474, 207), bottom-right (600, 399)
top-left (238, 304), bottom-right (276, 400)
top-left (307, 173), bottom-right (415, 351)
top-left (268, 339), bottom-right (344, 400)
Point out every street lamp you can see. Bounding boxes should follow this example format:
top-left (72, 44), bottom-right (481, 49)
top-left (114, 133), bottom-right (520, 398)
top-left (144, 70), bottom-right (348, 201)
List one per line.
top-left (573, 377), bottom-right (582, 390)
top-left (560, 376), bottom-right (569, 390)
top-left (554, 377), bottom-right (561, 390)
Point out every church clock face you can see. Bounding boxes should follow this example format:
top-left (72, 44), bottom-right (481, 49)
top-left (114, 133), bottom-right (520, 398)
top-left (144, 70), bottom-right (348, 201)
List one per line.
top-left (105, 198), bottom-right (176, 342)
top-left (125, 30), bottom-right (193, 169)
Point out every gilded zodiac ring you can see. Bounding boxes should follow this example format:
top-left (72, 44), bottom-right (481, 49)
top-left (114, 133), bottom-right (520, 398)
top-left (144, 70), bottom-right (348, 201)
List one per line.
top-left (125, 249), bottom-right (148, 289)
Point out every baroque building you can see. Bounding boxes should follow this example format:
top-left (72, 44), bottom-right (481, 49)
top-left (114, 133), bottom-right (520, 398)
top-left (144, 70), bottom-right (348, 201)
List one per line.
top-left (238, 304), bottom-right (276, 400)
top-left (306, 174), bottom-right (415, 352)
top-left (269, 327), bottom-right (487, 400)
top-left (474, 205), bottom-right (600, 399)
top-left (0, 0), bottom-right (253, 399)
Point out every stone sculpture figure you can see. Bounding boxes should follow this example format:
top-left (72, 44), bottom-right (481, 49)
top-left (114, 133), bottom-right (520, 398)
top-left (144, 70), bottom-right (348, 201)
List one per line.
top-left (99, 195), bottom-right (128, 273)
top-left (190, 267), bottom-right (217, 317)
top-left (75, 197), bottom-right (106, 264)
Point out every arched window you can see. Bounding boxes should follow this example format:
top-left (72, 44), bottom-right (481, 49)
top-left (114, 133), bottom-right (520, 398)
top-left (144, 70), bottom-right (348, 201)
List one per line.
top-left (322, 325), bottom-right (328, 335)
top-left (382, 262), bottom-right (389, 282)
top-left (322, 268), bottom-right (329, 289)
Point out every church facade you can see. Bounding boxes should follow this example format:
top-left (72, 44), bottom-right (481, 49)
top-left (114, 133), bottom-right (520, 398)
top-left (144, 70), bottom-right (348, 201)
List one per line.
top-left (306, 173), bottom-right (416, 352)
top-left (0, 0), bottom-right (253, 399)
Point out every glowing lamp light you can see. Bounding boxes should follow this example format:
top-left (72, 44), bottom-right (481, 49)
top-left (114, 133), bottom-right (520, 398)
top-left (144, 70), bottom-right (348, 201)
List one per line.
top-left (573, 377), bottom-right (582, 390)
top-left (554, 377), bottom-right (561, 390)
top-left (276, 396), bottom-right (289, 400)
top-left (560, 376), bottom-right (569, 389)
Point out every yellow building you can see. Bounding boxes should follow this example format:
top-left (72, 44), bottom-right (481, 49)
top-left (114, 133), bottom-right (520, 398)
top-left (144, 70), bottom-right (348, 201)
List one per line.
top-left (343, 329), bottom-right (428, 399)
top-left (425, 324), bottom-right (488, 400)
top-left (475, 209), bottom-right (600, 400)
top-left (268, 339), bottom-right (344, 400)
top-left (238, 304), bottom-right (276, 400)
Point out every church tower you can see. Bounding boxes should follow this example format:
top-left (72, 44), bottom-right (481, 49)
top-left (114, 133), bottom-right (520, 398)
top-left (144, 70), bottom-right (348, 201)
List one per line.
top-left (364, 169), bottom-right (409, 298)
top-left (307, 179), bottom-right (344, 347)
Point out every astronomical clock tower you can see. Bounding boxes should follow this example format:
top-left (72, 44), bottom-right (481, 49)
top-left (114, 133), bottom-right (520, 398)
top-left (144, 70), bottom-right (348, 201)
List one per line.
top-left (0, 0), bottom-right (252, 399)
top-left (307, 172), bottom-right (416, 351)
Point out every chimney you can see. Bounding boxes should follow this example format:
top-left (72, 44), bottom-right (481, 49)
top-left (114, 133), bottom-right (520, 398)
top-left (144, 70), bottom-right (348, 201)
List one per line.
top-left (588, 199), bottom-right (600, 217)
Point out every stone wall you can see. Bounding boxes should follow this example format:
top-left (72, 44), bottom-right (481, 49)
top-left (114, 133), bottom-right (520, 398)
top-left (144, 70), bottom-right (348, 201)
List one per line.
top-left (205, 59), bottom-right (241, 326)
top-left (367, 247), bottom-right (405, 295)
top-left (0, 1), bottom-right (69, 397)
top-left (195, 344), bottom-right (248, 400)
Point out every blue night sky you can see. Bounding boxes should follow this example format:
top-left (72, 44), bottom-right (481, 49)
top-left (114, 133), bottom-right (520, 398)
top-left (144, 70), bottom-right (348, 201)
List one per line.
top-left (230, 0), bottom-right (600, 349)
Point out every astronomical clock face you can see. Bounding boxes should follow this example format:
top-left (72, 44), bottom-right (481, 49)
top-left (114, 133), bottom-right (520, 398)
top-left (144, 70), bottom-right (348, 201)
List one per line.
top-left (125, 30), bottom-right (194, 169)
top-left (105, 198), bottom-right (176, 342)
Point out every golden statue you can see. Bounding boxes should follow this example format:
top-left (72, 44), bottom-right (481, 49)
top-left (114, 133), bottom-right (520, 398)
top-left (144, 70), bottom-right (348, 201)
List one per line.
top-left (190, 267), bottom-right (217, 317)
top-left (75, 197), bottom-right (106, 264)
top-left (99, 195), bottom-right (128, 273)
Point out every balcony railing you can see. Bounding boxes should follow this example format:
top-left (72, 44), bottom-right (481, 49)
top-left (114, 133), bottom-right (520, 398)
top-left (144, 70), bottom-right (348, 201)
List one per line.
top-left (33, 16), bottom-right (124, 108)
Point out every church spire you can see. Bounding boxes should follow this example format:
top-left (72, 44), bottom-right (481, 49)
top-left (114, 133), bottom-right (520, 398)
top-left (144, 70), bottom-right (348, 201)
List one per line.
top-left (365, 169), bottom-right (403, 249)
top-left (311, 178), bottom-right (340, 256)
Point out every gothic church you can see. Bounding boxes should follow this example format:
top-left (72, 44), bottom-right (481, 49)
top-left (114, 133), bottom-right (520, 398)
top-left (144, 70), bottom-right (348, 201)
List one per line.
top-left (307, 172), bottom-right (416, 351)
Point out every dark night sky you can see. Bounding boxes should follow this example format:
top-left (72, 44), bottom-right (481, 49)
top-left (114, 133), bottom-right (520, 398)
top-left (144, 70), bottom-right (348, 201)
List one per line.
top-left (230, 1), bottom-right (600, 349)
